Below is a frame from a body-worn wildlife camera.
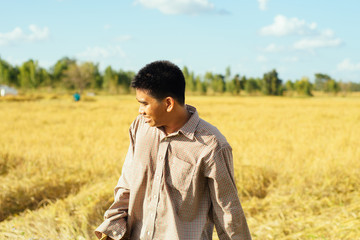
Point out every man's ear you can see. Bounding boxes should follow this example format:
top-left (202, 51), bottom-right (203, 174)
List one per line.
top-left (165, 97), bottom-right (175, 112)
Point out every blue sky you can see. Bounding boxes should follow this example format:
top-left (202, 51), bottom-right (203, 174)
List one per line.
top-left (1, 0), bottom-right (360, 82)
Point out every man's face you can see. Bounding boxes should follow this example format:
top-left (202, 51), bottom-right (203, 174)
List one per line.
top-left (136, 89), bottom-right (167, 127)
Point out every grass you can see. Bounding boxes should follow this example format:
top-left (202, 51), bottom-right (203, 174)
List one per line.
top-left (0, 94), bottom-right (359, 239)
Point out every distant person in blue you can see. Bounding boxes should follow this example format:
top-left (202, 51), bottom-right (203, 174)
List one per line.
top-left (73, 92), bottom-right (80, 101)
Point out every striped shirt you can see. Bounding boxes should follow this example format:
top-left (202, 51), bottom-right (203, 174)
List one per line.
top-left (95, 105), bottom-right (251, 240)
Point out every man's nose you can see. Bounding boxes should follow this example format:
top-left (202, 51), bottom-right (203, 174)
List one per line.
top-left (139, 105), bottom-right (145, 115)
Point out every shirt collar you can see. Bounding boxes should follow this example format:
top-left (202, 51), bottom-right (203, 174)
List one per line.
top-left (177, 104), bottom-right (199, 140)
top-left (158, 104), bottom-right (199, 141)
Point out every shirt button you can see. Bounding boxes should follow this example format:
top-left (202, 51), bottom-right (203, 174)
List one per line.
top-left (147, 231), bottom-right (151, 235)
top-left (159, 156), bottom-right (163, 160)
top-left (153, 194), bottom-right (157, 199)
top-left (156, 175), bottom-right (159, 180)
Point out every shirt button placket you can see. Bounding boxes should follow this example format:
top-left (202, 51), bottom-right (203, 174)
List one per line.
top-left (148, 140), bottom-right (169, 240)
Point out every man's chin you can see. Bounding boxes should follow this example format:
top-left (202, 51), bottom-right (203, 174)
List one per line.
top-left (147, 121), bottom-right (160, 128)
top-left (145, 120), bottom-right (155, 126)
top-left (144, 117), bottom-right (151, 124)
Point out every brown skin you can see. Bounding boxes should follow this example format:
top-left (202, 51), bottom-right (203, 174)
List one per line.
top-left (135, 89), bottom-right (190, 135)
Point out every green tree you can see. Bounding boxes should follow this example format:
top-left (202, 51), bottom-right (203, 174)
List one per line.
top-left (88, 63), bottom-right (102, 89)
top-left (314, 73), bottom-right (340, 94)
top-left (226, 74), bottom-right (241, 95)
top-left (225, 66), bottom-right (231, 82)
top-left (262, 69), bottom-right (282, 95)
top-left (349, 82), bottom-right (360, 91)
top-left (210, 74), bottom-right (225, 94)
top-left (0, 58), bottom-right (14, 86)
top-left (245, 77), bottom-right (260, 95)
top-left (239, 76), bottom-right (247, 91)
top-left (38, 67), bottom-right (51, 87)
top-left (203, 72), bottom-right (213, 94)
top-left (294, 77), bottom-right (313, 96)
top-left (324, 79), bottom-right (340, 94)
top-left (195, 76), bottom-right (206, 95)
top-left (63, 62), bottom-right (95, 92)
top-left (51, 57), bottom-right (76, 88)
top-left (183, 66), bottom-right (195, 93)
top-left (284, 80), bottom-right (295, 96)
top-left (338, 81), bottom-right (352, 96)
top-left (103, 66), bottom-right (119, 94)
top-left (118, 70), bottom-right (134, 93)
top-left (314, 73), bottom-right (331, 91)
top-left (224, 66), bottom-right (239, 95)
top-left (285, 80), bottom-right (294, 91)
top-left (19, 59), bottom-right (41, 88)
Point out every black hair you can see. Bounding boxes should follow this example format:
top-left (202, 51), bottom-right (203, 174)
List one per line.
top-left (131, 60), bottom-right (185, 105)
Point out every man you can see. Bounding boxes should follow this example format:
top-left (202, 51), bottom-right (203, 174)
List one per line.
top-left (95, 60), bottom-right (251, 240)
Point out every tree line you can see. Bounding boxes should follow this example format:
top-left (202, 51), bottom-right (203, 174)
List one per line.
top-left (1, 57), bottom-right (359, 96)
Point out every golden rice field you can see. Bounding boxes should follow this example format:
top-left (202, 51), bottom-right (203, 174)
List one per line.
top-left (1, 94), bottom-right (360, 240)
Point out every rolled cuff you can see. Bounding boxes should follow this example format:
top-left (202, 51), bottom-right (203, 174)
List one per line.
top-left (95, 217), bottom-right (127, 240)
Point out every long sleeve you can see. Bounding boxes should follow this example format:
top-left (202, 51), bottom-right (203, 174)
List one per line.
top-left (95, 130), bottom-right (135, 240)
top-left (205, 145), bottom-right (251, 240)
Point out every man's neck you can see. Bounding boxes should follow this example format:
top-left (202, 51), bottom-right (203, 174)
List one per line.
top-left (164, 106), bottom-right (190, 135)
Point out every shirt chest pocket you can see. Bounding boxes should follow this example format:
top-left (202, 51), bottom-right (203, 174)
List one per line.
top-left (166, 156), bottom-right (195, 193)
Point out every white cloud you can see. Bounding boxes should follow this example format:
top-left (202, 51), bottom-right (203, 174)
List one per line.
top-left (258, 0), bottom-right (268, 11)
top-left (76, 46), bottom-right (126, 60)
top-left (260, 15), bottom-right (342, 51)
top-left (337, 59), bottom-right (360, 71)
top-left (293, 37), bottom-right (341, 50)
top-left (0, 25), bottom-right (49, 46)
top-left (28, 25), bottom-right (49, 41)
top-left (135, 0), bottom-right (215, 15)
top-left (114, 35), bottom-right (132, 42)
top-left (0, 27), bottom-right (23, 45)
top-left (293, 29), bottom-right (342, 50)
top-left (260, 15), bottom-right (317, 36)
top-left (257, 55), bottom-right (267, 62)
top-left (263, 43), bottom-right (283, 52)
